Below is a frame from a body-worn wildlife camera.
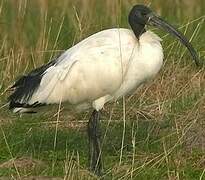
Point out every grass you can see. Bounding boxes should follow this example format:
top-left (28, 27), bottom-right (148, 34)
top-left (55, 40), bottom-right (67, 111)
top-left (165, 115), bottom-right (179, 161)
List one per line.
top-left (0, 0), bottom-right (205, 179)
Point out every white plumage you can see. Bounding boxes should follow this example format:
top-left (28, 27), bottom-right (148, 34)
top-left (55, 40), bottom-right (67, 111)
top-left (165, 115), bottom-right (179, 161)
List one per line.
top-left (14, 29), bottom-right (163, 112)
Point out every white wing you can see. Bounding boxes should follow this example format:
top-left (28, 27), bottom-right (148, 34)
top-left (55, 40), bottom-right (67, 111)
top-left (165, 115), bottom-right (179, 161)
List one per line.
top-left (28, 28), bottom-right (137, 105)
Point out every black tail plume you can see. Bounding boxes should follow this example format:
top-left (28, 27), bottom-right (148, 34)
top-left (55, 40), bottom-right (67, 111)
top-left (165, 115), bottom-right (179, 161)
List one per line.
top-left (8, 60), bottom-right (57, 110)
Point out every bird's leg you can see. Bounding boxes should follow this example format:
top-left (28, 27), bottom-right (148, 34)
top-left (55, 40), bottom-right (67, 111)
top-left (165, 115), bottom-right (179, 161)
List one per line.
top-left (87, 110), bottom-right (102, 175)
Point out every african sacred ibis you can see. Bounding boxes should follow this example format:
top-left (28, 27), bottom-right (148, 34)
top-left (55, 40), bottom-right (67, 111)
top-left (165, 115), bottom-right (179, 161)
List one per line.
top-left (8, 4), bottom-right (200, 175)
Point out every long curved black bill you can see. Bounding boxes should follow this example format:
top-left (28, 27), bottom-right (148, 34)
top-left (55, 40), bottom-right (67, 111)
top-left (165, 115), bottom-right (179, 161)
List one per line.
top-left (148, 14), bottom-right (200, 66)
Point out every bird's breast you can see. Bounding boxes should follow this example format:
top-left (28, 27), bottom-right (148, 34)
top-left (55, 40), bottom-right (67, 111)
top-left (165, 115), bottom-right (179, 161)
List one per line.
top-left (113, 32), bottom-right (163, 99)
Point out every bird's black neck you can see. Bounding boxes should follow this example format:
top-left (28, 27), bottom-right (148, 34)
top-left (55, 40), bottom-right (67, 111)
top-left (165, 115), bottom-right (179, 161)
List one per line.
top-left (128, 11), bottom-right (146, 39)
top-left (130, 23), bottom-right (146, 39)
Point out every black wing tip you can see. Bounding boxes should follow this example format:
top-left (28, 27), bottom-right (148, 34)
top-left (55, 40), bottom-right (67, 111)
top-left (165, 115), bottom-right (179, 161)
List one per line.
top-left (9, 101), bottom-right (45, 109)
top-left (8, 101), bottom-right (20, 110)
top-left (8, 101), bottom-right (45, 114)
top-left (8, 54), bottom-right (59, 112)
top-left (7, 72), bottom-right (43, 110)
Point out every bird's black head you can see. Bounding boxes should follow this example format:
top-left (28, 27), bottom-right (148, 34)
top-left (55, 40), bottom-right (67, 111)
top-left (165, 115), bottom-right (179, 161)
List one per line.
top-left (128, 5), bottom-right (152, 38)
top-left (128, 4), bottom-right (200, 66)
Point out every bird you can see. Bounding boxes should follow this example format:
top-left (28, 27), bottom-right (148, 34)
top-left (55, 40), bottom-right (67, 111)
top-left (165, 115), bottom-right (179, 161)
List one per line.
top-left (8, 4), bottom-right (200, 175)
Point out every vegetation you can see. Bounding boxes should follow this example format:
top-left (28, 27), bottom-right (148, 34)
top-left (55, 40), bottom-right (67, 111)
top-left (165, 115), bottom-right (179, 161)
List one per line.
top-left (0, 0), bottom-right (205, 179)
